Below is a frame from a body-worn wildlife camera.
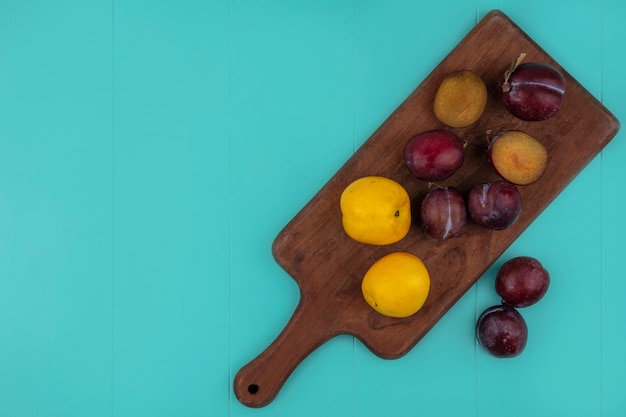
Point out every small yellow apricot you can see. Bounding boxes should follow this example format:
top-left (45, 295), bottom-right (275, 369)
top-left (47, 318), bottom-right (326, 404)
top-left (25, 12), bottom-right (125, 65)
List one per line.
top-left (434, 70), bottom-right (488, 128)
top-left (340, 176), bottom-right (411, 245)
top-left (361, 252), bottom-right (430, 318)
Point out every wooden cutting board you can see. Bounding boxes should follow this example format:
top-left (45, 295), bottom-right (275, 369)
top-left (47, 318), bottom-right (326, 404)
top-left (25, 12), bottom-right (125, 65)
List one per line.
top-left (233, 10), bottom-right (620, 408)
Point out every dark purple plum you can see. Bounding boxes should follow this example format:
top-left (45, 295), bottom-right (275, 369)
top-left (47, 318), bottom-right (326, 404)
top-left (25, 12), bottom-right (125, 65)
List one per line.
top-left (404, 130), bottom-right (465, 182)
top-left (476, 304), bottom-right (528, 358)
top-left (501, 58), bottom-right (566, 121)
top-left (496, 256), bottom-right (550, 308)
top-left (420, 186), bottom-right (466, 239)
top-left (467, 181), bottom-right (522, 230)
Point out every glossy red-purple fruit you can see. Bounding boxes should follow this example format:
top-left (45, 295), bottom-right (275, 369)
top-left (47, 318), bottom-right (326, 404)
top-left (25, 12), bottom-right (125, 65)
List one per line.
top-left (501, 62), bottom-right (566, 121)
top-left (420, 186), bottom-right (466, 239)
top-left (404, 130), bottom-right (465, 182)
top-left (467, 181), bottom-right (522, 230)
top-left (496, 256), bottom-right (550, 308)
top-left (476, 304), bottom-right (528, 358)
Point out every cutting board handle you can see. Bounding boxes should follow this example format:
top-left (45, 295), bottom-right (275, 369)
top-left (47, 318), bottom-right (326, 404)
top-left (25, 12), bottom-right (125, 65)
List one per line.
top-left (233, 299), bottom-right (337, 408)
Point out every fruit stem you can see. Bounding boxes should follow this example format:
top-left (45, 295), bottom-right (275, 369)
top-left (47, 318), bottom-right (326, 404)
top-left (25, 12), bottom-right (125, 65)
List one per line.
top-left (502, 52), bottom-right (526, 92)
top-left (485, 129), bottom-right (493, 145)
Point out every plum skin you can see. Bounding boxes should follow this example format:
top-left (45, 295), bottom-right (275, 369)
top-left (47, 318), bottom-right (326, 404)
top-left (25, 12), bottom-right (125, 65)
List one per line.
top-left (404, 130), bottom-right (465, 182)
top-left (496, 256), bottom-right (550, 308)
top-left (502, 62), bottom-right (566, 121)
top-left (476, 304), bottom-right (528, 358)
top-left (420, 186), bottom-right (466, 239)
top-left (467, 181), bottom-right (522, 230)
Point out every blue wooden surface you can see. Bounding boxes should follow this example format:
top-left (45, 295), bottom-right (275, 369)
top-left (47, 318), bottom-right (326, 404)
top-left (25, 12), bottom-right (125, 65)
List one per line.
top-left (1, 1), bottom-right (625, 416)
